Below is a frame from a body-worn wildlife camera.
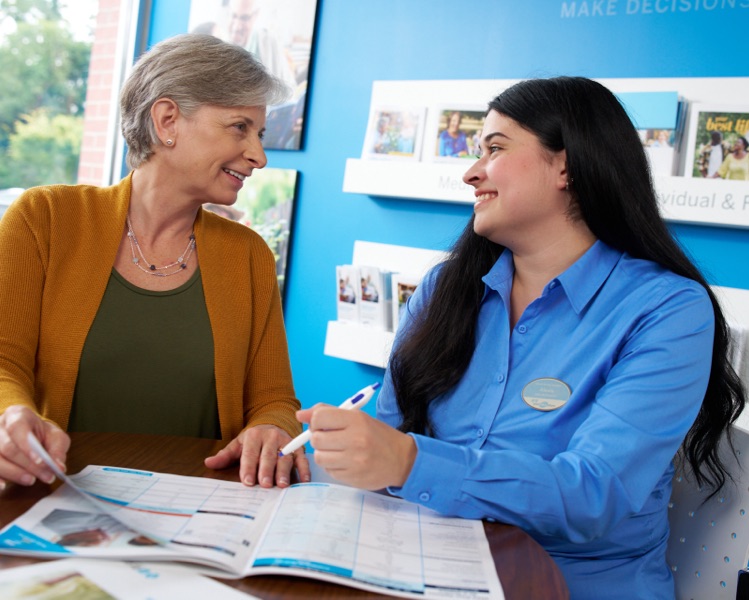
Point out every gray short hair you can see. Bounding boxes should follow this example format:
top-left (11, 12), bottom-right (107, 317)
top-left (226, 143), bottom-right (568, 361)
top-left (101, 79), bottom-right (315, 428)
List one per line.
top-left (120, 33), bottom-right (289, 169)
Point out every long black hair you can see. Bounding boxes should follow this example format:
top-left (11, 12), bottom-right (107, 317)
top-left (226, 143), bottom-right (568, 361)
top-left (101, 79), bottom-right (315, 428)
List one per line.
top-left (389, 76), bottom-right (745, 493)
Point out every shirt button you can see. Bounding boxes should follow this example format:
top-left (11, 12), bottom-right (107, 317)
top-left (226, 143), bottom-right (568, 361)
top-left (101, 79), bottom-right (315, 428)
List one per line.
top-left (549, 280), bottom-right (557, 289)
top-left (517, 325), bottom-right (527, 334)
top-left (419, 492), bottom-right (431, 502)
top-left (476, 428), bottom-right (484, 437)
top-left (497, 374), bottom-right (505, 383)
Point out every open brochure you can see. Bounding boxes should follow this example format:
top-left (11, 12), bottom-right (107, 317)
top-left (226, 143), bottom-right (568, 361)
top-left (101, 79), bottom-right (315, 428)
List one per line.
top-left (0, 558), bottom-right (256, 599)
top-left (0, 464), bottom-right (504, 599)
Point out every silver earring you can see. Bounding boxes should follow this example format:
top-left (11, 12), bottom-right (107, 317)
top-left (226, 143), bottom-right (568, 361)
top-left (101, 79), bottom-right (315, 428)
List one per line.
top-left (565, 177), bottom-right (573, 191)
top-left (165, 139), bottom-right (173, 146)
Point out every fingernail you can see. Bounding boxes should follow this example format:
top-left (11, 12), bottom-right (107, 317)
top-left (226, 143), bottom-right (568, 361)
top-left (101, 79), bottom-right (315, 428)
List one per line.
top-left (243, 476), bottom-right (254, 486)
top-left (279, 477), bottom-right (289, 486)
top-left (21, 474), bottom-right (35, 486)
top-left (261, 476), bottom-right (272, 487)
top-left (30, 452), bottom-right (43, 466)
top-left (302, 474), bottom-right (311, 482)
top-left (43, 473), bottom-right (55, 485)
top-left (0, 481), bottom-right (6, 492)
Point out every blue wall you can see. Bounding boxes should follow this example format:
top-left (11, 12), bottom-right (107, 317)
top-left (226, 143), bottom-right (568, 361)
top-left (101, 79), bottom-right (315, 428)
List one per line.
top-left (149, 0), bottom-right (749, 414)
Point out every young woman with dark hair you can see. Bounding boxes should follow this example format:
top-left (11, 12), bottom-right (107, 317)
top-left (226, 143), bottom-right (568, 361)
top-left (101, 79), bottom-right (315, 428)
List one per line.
top-left (299, 76), bottom-right (745, 599)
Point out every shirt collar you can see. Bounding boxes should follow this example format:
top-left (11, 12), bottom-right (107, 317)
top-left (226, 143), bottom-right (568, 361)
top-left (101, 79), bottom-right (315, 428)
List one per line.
top-left (557, 241), bottom-right (622, 313)
top-left (481, 241), bottom-right (623, 314)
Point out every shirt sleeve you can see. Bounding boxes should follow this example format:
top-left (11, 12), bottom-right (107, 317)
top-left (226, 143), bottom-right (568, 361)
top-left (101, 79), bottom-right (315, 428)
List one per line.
top-left (383, 281), bottom-right (715, 544)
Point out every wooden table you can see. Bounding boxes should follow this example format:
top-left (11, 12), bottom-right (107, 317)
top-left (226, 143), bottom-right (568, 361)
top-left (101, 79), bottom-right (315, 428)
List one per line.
top-left (0, 431), bottom-right (569, 599)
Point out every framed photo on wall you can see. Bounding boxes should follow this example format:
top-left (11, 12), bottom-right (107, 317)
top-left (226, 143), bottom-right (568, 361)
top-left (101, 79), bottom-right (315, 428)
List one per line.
top-left (204, 168), bottom-right (298, 300)
top-left (428, 106), bottom-right (485, 162)
top-left (361, 106), bottom-right (426, 161)
top-left (188, 0), bottom-right (319, 151)
top-left (682, 103), bottom-right (749, 179)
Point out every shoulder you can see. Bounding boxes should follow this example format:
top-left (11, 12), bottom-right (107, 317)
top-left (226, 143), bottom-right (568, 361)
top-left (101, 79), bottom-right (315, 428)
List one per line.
top-left (610, 254), bottom-right (712, 323)
top-left (7, 180), bottom-right (128, 229)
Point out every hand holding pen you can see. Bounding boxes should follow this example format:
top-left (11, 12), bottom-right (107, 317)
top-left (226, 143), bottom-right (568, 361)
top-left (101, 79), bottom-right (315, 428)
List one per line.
top-left (295, 381), bottom-right (418, 490)
top-left (279, 382), bottom-right (381, 457)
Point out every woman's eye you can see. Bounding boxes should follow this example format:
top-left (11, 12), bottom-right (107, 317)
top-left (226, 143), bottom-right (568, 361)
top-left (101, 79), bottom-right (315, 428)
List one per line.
top-left (233, 123), bottom-right (247, 132)
top-left (488, 145), bottom-right (502, 154)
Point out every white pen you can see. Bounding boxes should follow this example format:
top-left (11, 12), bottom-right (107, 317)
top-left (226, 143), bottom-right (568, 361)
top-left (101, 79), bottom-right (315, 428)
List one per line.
top-left (278, 382), bottom-right (381, 457)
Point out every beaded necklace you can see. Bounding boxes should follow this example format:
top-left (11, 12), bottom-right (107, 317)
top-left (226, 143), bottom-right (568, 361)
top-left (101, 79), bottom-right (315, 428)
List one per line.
top-left (126, 216), bottom-right (196, 277)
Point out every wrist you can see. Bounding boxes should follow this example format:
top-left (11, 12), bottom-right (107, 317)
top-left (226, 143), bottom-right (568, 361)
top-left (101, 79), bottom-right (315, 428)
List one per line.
top-left (394, 433), bottom-right (417, 488)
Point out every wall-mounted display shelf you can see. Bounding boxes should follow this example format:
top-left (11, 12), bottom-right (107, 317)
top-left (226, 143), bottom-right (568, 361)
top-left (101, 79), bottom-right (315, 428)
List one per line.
top-left (323, 240), bottom-right (447, 368)
top-left (343, 159), bottom-right (471, 204)
top-left (343, 160), bottom-right (749, 228)
top-left (344, 77), bottom-right (749, 228)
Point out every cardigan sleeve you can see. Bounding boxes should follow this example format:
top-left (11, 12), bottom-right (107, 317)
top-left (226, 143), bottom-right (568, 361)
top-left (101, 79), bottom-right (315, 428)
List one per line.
top-left (0, 191), bottom-right (49, 415)
top-left (240, 237), bottom-right (302, 438)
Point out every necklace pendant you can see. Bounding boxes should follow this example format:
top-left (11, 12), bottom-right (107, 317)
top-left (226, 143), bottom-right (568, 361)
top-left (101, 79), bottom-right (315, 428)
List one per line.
top-left (150, 264), bottom-right (156, 271)
top-left (132, 257), bottom-right (139, 264)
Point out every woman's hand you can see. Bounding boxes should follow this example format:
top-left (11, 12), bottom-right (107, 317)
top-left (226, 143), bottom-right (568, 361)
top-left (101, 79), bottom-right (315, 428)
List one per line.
top-left (297, 405), bottom-right (417, 490)
top-left (0, 405), bottom-right (70, 488)
top-left (204, 424), bottom-right (310, 488)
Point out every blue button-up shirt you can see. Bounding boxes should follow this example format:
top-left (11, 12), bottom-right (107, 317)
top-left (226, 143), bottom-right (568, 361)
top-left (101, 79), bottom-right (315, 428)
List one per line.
top-left (378, 241), bottom-right (714, 600)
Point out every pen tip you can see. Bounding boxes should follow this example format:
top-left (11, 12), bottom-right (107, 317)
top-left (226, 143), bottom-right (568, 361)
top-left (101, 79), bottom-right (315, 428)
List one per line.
top-left (277, 451), bottom-right (284, 458)
top-left (372, 382), bottom-right (381, 390)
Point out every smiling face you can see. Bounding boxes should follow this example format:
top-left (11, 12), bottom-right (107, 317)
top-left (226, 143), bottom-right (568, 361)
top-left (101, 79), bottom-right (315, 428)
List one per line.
top-left (462, 110), bottom-right (569, 249)
top-left (170, 104), bottom-right (267, 207)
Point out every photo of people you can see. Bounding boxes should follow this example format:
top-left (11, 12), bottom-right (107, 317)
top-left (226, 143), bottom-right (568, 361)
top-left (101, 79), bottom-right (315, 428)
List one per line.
top-left (683, 105), bottom-right (749, 179)
top-left (391, 275), bottom-right (419, 332)
top-left (188, 0), bottom-right (318, 150)
top-left (338, 277), bottom-right (356, 303)
top-left (360, 275), bottom-right (379, 303)
top-left (204, 168), bottom-right (298, 300)
top-left (32, 508), bottom-right (157, 549)
top-left (638, 128), bottom-right (676, 176)
top-left (433, 108), bottom-right (485, 161)
top-left (362, 107), bottom-right (425, 160)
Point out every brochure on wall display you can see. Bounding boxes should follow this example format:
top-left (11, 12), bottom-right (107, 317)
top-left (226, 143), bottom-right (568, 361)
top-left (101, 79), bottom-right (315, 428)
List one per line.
top-left (0, 464), bottom-right (504, 599)
top-left (336, 264), bottom-right (360, 322)
top-left (0, 558), bottom-right (255, 600)
top-left (361, 105), bottom-right (427, 161)
top-left (428, 106), bottom-right (486, 163)
top-left (391, 273), bottom-right (421, 333)
top-left (681, 103), bottom-right (749, 180)
top-left (358, 265), bottom-right (392, 330)
top-left (615, 91), bottom-right (686, 176)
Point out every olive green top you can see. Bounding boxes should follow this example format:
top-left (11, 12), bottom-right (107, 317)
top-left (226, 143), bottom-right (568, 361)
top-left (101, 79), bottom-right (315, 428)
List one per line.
top-left (69, 268), bottom-right (221, 439)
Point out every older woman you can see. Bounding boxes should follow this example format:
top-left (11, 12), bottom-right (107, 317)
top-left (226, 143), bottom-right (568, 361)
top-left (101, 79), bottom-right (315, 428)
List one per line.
top-left (0, 33), bottom-right (309, 489)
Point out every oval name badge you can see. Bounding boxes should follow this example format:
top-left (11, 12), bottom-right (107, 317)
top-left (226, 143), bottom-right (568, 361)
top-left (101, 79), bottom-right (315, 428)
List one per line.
top-left (522, 378), bottom-right (571, 411)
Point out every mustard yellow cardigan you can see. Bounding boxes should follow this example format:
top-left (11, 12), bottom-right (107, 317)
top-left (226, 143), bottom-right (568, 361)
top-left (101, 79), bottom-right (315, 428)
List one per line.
top-left (0, 175), bottom-right (301, 440)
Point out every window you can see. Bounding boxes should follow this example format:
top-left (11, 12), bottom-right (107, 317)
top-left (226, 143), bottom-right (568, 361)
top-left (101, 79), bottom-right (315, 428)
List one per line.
top-left (0, 0), bottom-right (98, 198)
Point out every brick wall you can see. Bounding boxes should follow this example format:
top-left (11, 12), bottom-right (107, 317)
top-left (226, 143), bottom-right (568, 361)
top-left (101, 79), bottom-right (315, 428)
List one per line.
top-left (77, 0), bottom-right (123, 185)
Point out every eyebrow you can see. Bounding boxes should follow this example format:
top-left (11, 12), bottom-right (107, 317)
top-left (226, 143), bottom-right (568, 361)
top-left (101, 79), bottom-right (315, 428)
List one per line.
top-left (483, 131), bottom-right (510, 143)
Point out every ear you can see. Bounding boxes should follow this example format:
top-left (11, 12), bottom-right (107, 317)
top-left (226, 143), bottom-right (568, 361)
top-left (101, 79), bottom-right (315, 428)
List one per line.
top-left (553, 149), bottom-right (568, 191)
top-left (150, 98), bottom-right (180, 145)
